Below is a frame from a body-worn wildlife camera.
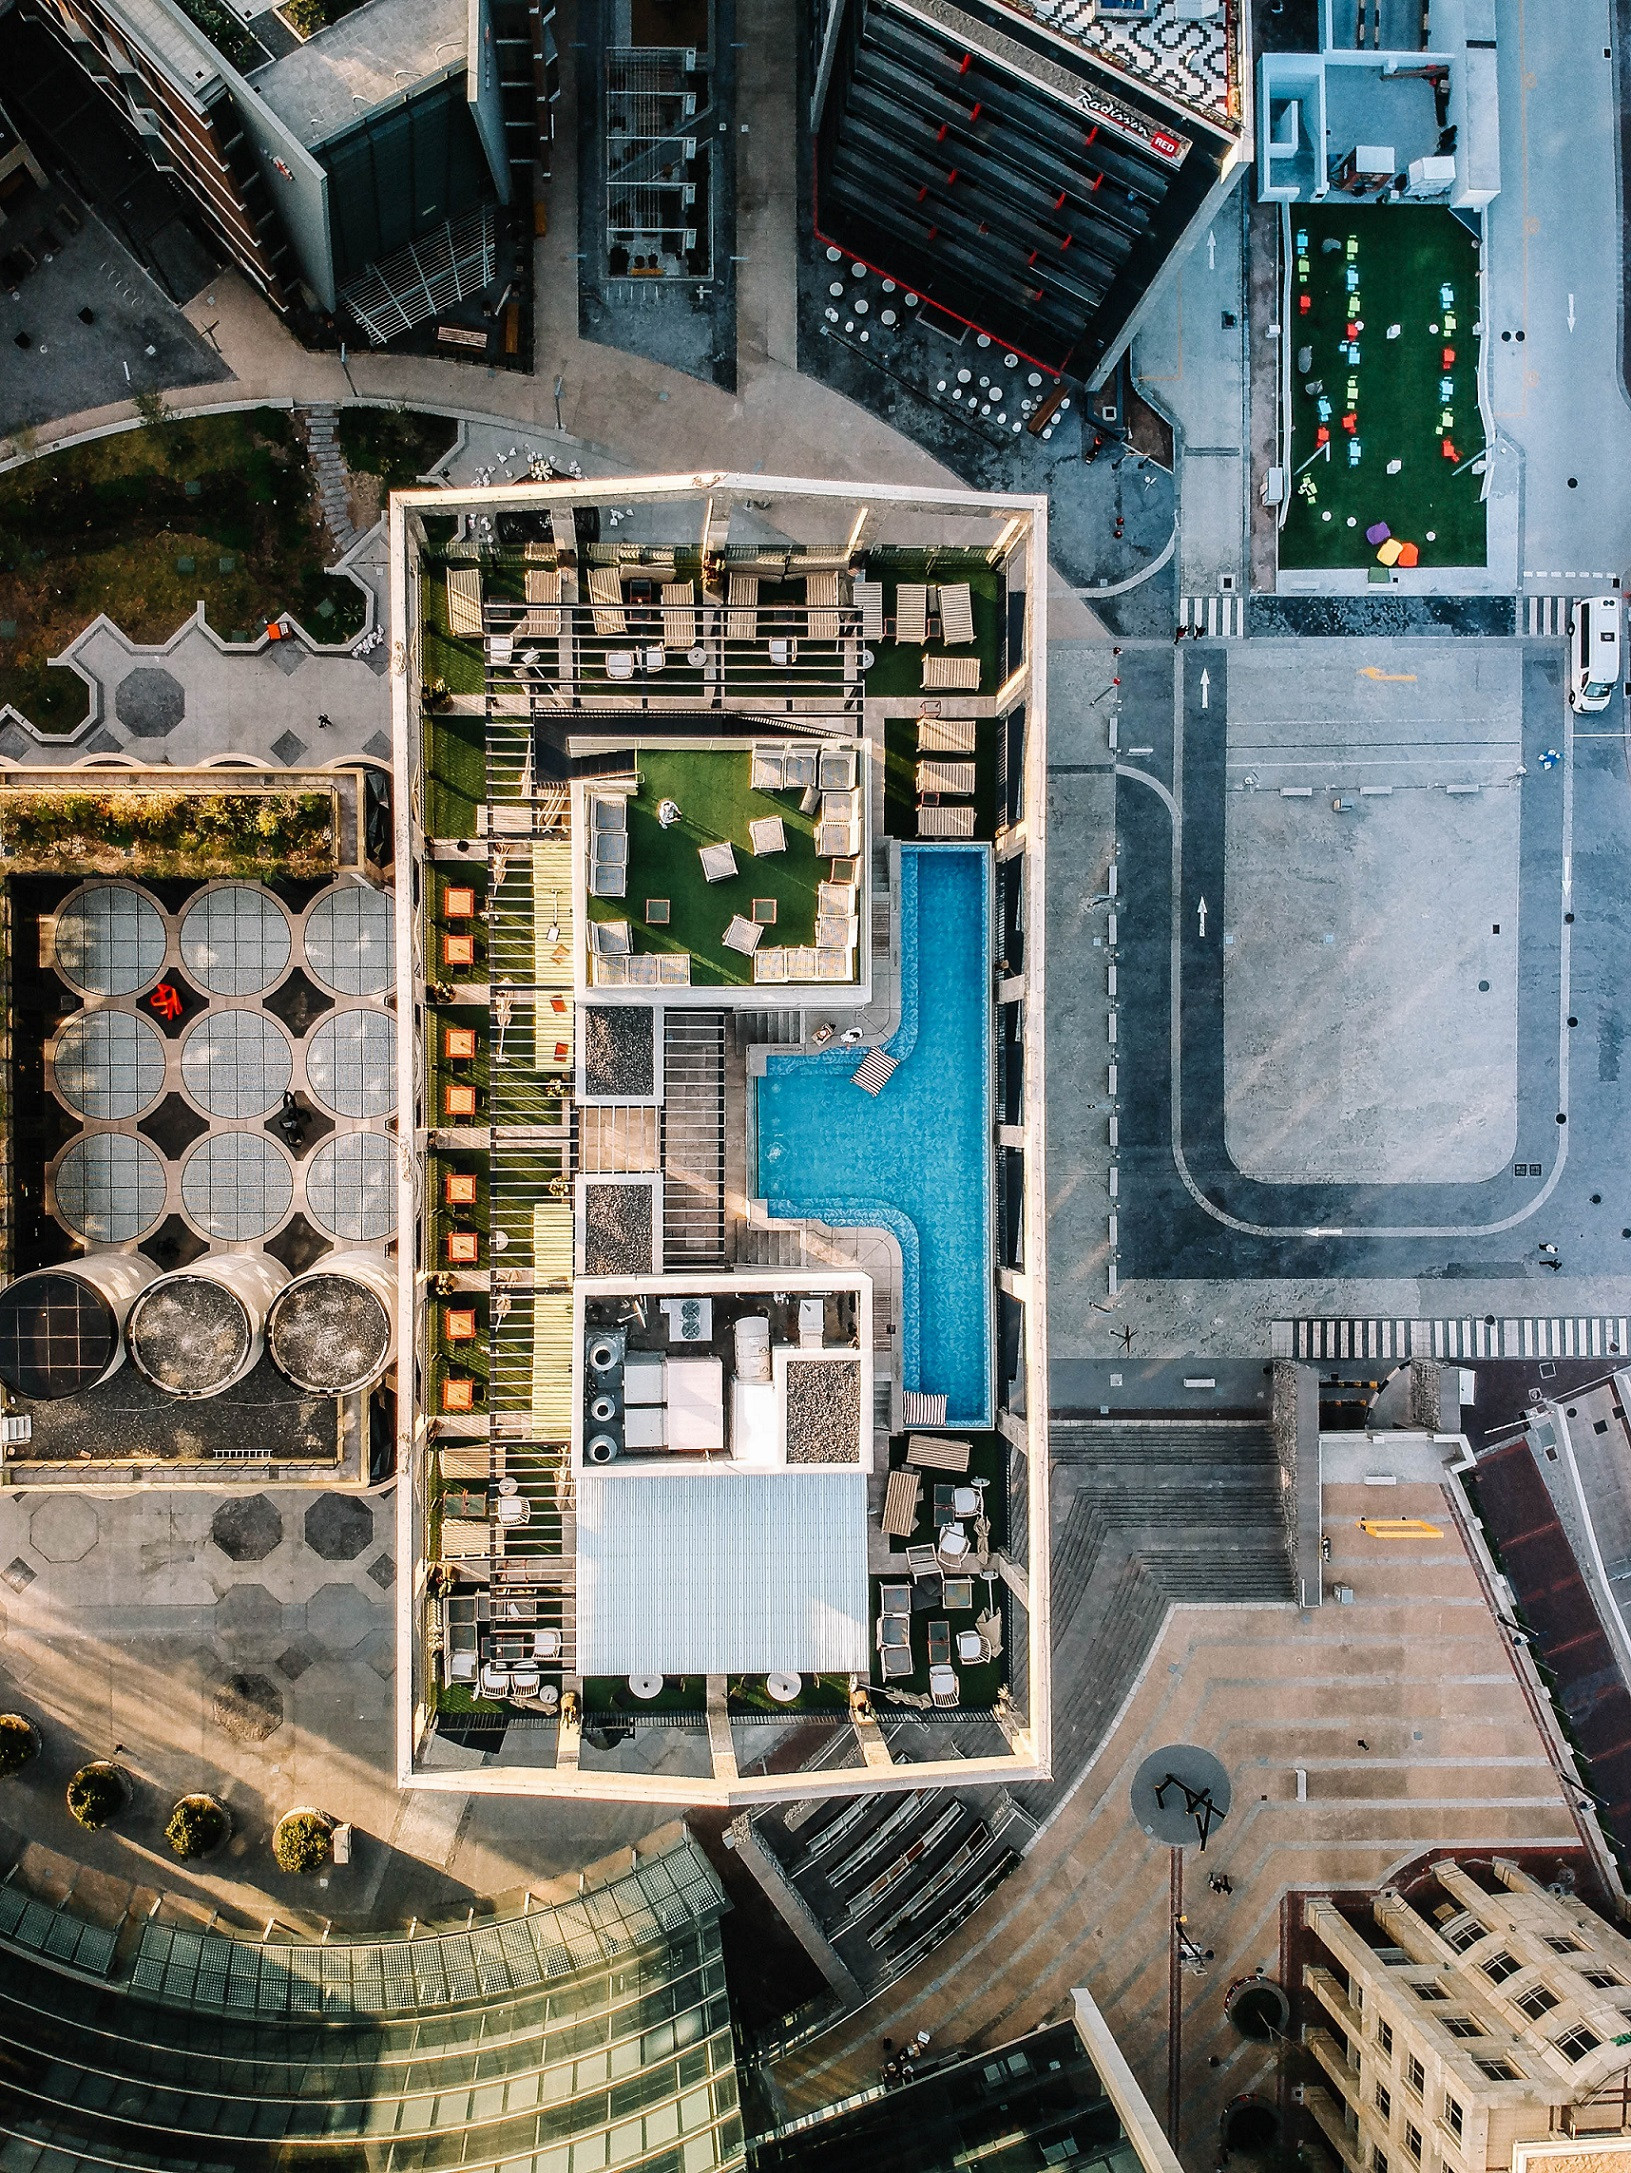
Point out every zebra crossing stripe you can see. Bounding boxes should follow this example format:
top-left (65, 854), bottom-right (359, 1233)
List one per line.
top-left (1181, 596), bottom-right (1244, 638)
top-left (1524, 595), bottom-right (1570, 638)
top-left (1273, 1318), bottom-right (1631, 1362)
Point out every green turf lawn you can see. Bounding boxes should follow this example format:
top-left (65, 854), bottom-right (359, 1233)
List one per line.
top-left (585, 747), bottom-right (845, 988)
top-left (1280, 205), bottom-right (1486, 571)
top-left (868, 1572), bottom-right (1002, 1710)
top-left (420, 565), bottom-right (486, 699)
top-left (422, 711), bottom-right (486, 838)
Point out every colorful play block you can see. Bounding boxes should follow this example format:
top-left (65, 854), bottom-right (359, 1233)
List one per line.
top-left (443, 886), bottom-right (478, 918)
top-left (1376, 537), bottom-right (1404, 566)
top-left (1365, 522), bottom-right (1391, 546)
top-left (1395, 542), bottom-right (1420, 567)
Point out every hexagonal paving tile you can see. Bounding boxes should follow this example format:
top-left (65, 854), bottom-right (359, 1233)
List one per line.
top-left (114, 667), bottom-right (185, 737)
top-left (303, 1495), bottom-right (373, 1564)
top-left (210, 1495), bottom-right (283, 1563)
top-left (29, 1498), bottom-right (99, 1563)
top-left (215, 1583), bottom-right (282, 1640)
top-left (304, 1580), bottom-right (379, 1654)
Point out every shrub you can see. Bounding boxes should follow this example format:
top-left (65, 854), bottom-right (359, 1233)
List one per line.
top-left (166, 1795), bottom-right (229, 1859)
top-left (0, 789), bottom-right (337, 876)
top-left (66, 1763), bottom-right (125, 1830)
top-left (272, 1810), bottom-right (332, 1875)
top-left (0, 1715), bottom-right (36, 1778)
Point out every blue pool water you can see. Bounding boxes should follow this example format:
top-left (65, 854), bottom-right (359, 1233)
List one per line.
top-left (756, 845), bottom-right (993, 1426)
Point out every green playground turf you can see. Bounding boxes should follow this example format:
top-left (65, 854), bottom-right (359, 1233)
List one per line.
top-left (1280, 205), bottom-right (1486, 572)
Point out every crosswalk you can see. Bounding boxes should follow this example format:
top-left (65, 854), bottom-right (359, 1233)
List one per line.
top-left (1181, 594), bottom-right (1245, 638)
top-left (1275, 1317), bottom-right (1631, 1363)
top-left (1524, 594), bottom-right (1572, 638)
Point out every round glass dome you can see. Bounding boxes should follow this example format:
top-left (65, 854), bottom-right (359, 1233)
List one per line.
top-left (52, 1008), bottom-right (167, 1119)
top-left (179, 886), bottom-right (292, 996)
top-left (53, 885), bottom-right (166, 997)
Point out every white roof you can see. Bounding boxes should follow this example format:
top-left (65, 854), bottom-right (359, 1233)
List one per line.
top-left (576, 1471), bottom-right (868, 1676)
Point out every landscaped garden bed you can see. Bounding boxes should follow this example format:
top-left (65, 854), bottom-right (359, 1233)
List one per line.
top-left (0, 408), bottom-right (368, 733)
top-left (0, 788), bottom-right (338, 876)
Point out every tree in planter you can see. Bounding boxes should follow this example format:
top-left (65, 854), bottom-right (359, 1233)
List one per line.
top-left (66, 1762), bottom-right (126, 1830)
top-left (0, 1714), bottom-right (37, 1777)
top-left (272, 1810), bottom-right (332, 1875)
top-left (166, 1794), bottom-right (229, 1860)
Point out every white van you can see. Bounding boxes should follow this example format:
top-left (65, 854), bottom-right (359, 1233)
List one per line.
top-left (1569, 595), bottom-right (1622, 713)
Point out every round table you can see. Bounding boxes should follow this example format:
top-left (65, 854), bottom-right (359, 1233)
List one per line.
top-left (766, 1673), bottom-right (802, 1704)
top-left (628, 1675), bottom-right (664, 1700)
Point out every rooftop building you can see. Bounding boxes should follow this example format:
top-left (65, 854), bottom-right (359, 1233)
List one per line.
top-left (391, 470), bottom-right (1051, 1805)
top-left (809, 0), bottom-right (1251, 383)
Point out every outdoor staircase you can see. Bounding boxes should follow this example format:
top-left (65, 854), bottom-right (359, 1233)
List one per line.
top-left (1024, 1421), bottom-right (1295, 1821)
top-left (661, 1011), bottom-right (727, 1264)
top-left (303, 405), bottom-right (360, 556)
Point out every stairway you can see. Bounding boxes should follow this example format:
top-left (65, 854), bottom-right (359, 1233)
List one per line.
top-left (1025, 1421), bottom-right (1295, 1820)
top-left (661, 1011), bottom-right (726, 1264)
top-left (302, 406), bottom-right (360, 557)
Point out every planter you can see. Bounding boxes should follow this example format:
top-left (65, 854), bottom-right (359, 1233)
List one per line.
top-left (165, 1793), bottom-right (232, 1861)
top-left (272, 1807), bottom-right (333, 1875)
top-left (0, 1714), bottom-right (39, 1778)
top-left (66, 1761), bottom-right (128, 1830)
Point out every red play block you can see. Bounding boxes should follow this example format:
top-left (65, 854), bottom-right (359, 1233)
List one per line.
top-left (443, 886), bottom-right (477, 918)
top-left (442, 933), bottom-right (475, 967)
top-left (445, 1027), bottom-right (479, 1060)
top-left (441, 1378), bottom-right (475, 1412)
top-left (445, 1172), bottom-right (478, 1205)
top-left (445, 1083), bottom-right (478, 1118)
top-left (447, 1232), bottom-right (480, 1264)
top-left (445, 1308), bottom-right (478, 1343)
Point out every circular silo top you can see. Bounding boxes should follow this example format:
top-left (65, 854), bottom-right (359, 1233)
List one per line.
top-left (54, 885), bottom-right (166, 997)
top-left (128, 1275), bottom-right (254, 1398)
top-left (268, 1273), bottom-right (392, 1394)
top-left (0, 1272), bottom-right (119, 1400)
top-left (179, 886), bottom-right (291, 996)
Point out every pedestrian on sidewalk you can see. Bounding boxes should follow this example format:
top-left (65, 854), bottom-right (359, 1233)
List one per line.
top-left (317, 712), bottom-right (333, 730)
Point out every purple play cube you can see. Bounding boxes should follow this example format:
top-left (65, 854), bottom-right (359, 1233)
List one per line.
top-left (1365, 521), bottom-right (1391, 546)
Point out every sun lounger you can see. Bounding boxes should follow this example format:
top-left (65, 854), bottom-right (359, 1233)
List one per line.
top-left (882, 1467), bottom-right (921, 1539)
top-left (852, 1048), bottom-right (898, 1094)
top-left (918, 716), bottom-right (977, 754)
top-left (917, 805), bottom-right (976, 838)
top-left (895, 584), bottom-right (929, 643)
top-left (938, 581), bottom-right (976, 645)
top-left (699, 840), bottom-right (738, 883)
top-left (447, 567), bottom-right (483, 637)
top-left (917, 759), bottom-right (975, 797)
top-left (723, 914), bottom-right (764, 955)
top-left (522, 567), bottom-right (562, 637)
top-left (905, 1435), bottom-right (970, 1473)
top-left (806, 570), bottom-right (842, 641)
top-left (587, 566), bottom-right (627, 636)
top-left (749, 815), bottom-right (786, 854)
top-left (855, 577), bottom-right (885, 643)
top-left (726, 573), bottom-right (759, 642)
top-left (662, 580), bottom-right (697, 647)
top-left (924, 654), bottom-right (981, 690)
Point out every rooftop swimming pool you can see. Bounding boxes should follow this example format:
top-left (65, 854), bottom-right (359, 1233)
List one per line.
top-left (756, 845), bottom-right (993, 1426)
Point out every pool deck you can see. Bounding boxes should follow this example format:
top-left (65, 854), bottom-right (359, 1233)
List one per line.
top-left (753, 844), bottom-right (995, 1427)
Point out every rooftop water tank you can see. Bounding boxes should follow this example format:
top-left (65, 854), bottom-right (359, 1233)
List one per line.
top-left (126, 1255), bottom-right (290, 1400)
top-left (0, 1255), bottom-right (159, 1402)
top-left (266, 1251), bottom-right (396, 1395)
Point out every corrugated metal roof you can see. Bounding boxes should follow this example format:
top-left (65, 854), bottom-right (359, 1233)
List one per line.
top-left (577, 1471), bottom-right (869, 1676)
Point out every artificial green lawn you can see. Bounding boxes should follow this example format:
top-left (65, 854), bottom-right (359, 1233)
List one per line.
top-left (337, 408), bottom-right (458, 493)
top-left (423, 711), bottom-right (486, 837)
top-left (886, 1432), bottom-right (1008, 1555)
top-left (883, 714), bottom-right (999, 842)
top-left (861, 549), bottom-right (1004, 698)
top-left (867, 1572), bottom-right (1003, 1711)
top-left (420, 572), bottom-right (486, 702)
top-left (585, 747), bottom-right (833, 987)
top-left (1281, 204), bottom-right (1486, 570)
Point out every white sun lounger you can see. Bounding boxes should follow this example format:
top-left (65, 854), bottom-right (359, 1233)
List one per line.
top-left (806, 570), bottom-right (842, 641)
top-left (726, 573), bottom-right (759, 642)
top-left (522, 567), bottom-right (562, 637)
top-left (662, 580), bottom-right (697, 648)
top-left (587, 566), bottom-right (627, 636)
top-left (447, 567), bottom-right (483, 637)
top-left (895, 583), bottom-right (929, 643)
top-left (938, 581), bottom-right (976, 645)
top-left (855, 578), bottom-right (885, 643)
top-left (917, 805), bottom-right (976, 838)
top-left (917, 760), bottom-right (976, 797)
top-left (923, 654), bottom-right (980, 690)
top-left (918, 716), bottom-right (977, 754)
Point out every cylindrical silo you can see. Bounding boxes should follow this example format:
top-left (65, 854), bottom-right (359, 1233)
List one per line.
top-left (0, 1255), bottom-right (160, 1402)
top-left (266, 1251), bottom-right (396, 1395)
top-left (126, 1255), bottom-right (291, 1400)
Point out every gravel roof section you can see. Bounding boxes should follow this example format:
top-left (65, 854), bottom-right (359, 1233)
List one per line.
top-left (584, 1183), bottom-right (655, 1276)
top-left (785, 1358), bottom-right (861, 1465)
top-left (582, 1007), bottom-right (656, 1099)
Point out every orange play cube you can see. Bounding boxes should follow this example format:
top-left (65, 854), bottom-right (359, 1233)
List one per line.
top-left (445, 1083), bottom-right (478, 1119)
top-left (445, 1308), bottom-right (478, 1343)
top-left (447, 1232), bottom-right (480, 1264)
top-left (445, 1172), bottom-right (478, 1205)
top-left (443, 933), bottom-right (476, 968)
top-left (441, 1378), bottom-right (475, 1412)
top-left (445, 1027), bottom-right (479, 1060)
top-left (443, 885), bottom-right (477, 918)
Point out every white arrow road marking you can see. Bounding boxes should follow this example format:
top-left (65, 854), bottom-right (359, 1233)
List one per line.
top-left (1197, 896), bottom-right (1208, 938)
